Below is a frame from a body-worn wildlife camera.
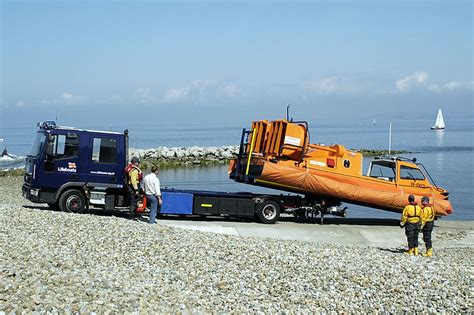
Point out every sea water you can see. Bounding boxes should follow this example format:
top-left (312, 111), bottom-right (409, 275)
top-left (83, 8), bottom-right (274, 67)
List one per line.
top-left (1, 119), bottom-right (472, 220)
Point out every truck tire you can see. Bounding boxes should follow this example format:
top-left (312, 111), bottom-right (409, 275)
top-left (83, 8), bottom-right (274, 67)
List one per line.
top-left (59, 189), bottom-right (87, 213)
top-left (256, 199), bottom-right (281, 224)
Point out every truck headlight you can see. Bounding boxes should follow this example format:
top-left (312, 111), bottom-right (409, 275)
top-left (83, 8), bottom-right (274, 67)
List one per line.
top-left (30, 189), bottom-right (39, 196)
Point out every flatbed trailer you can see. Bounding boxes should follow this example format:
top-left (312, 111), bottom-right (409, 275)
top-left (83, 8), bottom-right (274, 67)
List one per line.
top-left (154, 188), bottom-right (308, 224)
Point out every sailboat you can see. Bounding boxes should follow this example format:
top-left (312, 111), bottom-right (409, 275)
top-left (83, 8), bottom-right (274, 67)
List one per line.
top-left (372, 118), bottom-right (376, 125)
top-left (431, 108), bottom-right (446, 130)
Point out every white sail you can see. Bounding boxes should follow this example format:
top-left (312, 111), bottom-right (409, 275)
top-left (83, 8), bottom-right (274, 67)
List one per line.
top-left (372, 118), bottom-right (376, 125)
top-left (432, 108), bottom-right (445, 130)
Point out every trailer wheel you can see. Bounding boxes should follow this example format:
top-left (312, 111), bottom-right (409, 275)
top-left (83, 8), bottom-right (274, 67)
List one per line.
top-left (256, 199), bottom-right (281, 224)
top-left (59, 189), bottom-right (87, 213)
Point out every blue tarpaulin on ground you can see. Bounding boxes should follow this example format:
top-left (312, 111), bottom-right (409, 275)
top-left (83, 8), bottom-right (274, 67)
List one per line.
top-left (161, 191), bottom-right (193, 214)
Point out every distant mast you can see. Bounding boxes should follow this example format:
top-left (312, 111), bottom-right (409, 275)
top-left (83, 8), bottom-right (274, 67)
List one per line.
top-left (388, 122), bottom-right (392, 154)
top-left (431, 108), bottom-right (446, 130)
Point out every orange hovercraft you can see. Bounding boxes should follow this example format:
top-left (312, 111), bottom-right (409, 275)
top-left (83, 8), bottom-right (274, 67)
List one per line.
top-left (229, 119), bottom-right (453, 219)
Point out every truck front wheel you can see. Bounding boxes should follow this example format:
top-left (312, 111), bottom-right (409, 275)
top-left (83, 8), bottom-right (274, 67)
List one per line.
top-left (59, 189), bottom-right (87, 213)
top-left (256, 199), bottom-right (281, 224)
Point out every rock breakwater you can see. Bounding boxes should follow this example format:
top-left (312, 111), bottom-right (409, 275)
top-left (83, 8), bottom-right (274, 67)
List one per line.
top-left (130, 145), bottom-right (239, 168)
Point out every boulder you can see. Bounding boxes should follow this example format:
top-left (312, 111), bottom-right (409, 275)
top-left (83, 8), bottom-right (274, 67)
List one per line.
top-left (175, 149), bottom-right (186, 159)
top-left (204, 147), bottom-right (218, 156)
top-left (220, 150), bottom-right (233, 159)
top-left (144, 149), bottom-right (159, 159)
top-left (163, 149), bottom-right (176, 159)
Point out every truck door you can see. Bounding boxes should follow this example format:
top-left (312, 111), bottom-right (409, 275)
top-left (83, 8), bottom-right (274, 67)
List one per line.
top-left (41, 131), bottom-right (82, 187)
top-left (88, 135), bottom-right (123, 186)
top-left (397, 162), bottom-right (432, 195)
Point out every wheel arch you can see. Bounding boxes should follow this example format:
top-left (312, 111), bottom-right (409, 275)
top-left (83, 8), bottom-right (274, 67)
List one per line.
top-left (254, 195), bottom-right (285, 209)
top-left (54, 182), bottom-right (88, 202)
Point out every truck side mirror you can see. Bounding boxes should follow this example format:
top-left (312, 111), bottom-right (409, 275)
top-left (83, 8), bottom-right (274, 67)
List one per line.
top-left (45, 135), bottom-right (55, 156)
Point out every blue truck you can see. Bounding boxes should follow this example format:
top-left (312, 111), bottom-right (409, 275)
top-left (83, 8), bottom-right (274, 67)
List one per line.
top-left (23, 121), bottom-right (129, 213)
top-left (22, 121), bottom-right (312, 223)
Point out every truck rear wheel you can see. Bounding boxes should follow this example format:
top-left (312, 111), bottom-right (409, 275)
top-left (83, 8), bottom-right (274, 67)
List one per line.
top-left (59, 189), bottom-right (87, 213)
top-left (256, 199), bottom-right (281, 224)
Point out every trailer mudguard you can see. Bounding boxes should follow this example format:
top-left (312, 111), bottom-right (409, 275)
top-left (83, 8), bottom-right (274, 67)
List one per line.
top-left (161, 191), bottom-right (193, 215)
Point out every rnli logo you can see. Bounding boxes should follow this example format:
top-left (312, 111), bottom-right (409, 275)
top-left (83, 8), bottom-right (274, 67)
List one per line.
top-left (58, 162), bottom-right (77, 173)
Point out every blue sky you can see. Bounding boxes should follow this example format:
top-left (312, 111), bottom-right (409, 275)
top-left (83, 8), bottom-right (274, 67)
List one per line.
top-left (1, 0), bottom-right (473, 127)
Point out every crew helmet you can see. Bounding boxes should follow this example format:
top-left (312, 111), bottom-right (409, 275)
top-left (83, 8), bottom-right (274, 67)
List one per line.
top-left (131, 156), bottom-right (140, 164)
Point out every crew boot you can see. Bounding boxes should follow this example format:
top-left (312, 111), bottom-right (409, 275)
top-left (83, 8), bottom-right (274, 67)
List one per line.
top-left (422, 248), bottom-right (433, 257)
top-left (404, 248), bottom-right (413, 255)
top-left (413, 247), bottom-right (419, 256)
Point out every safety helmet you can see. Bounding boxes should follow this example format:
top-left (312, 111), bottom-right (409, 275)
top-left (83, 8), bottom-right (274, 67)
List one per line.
top-left (131, 156), bottom-right (140, 164)
top-left (421, 196), bottom-right (430, 204)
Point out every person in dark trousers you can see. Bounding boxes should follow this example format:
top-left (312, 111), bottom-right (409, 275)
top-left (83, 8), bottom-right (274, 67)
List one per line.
top-left (400, 194), bottom-right (422, 255)
top-left (125, 157), bottom-right (142, 220)
top-left (421, 196), bottom-right (435, 257)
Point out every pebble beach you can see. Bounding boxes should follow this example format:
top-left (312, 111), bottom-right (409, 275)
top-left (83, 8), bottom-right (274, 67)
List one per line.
top-left (0, 176), bottom-right (472, 313)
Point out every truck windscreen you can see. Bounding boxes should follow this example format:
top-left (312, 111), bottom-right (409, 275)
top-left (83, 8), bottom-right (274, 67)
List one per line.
top-left (29, 132), bottom-right (46, 157)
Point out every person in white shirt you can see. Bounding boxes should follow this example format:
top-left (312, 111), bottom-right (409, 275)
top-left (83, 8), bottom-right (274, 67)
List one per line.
top-left (143, 165), bottom-right (162, 224)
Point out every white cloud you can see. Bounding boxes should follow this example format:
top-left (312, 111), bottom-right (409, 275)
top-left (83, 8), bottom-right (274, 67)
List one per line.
top-left (95, 95), bottom-right (125, 105)
top-left (163, 87), bottom-right (190, 103)
top-left (188, 80), bottom-right (219, 98)
top-left (61, 92), bottom-right (81, 104)
top-left (15, 100), bottom-right (25, 107)
top-left (40, 92), bottom-right (82, 105)
top-left (218, 84), bottom-right (242, 98)
top-left (302, 76), bottom-right (364, 94)
top-left (395, 72), bottom-right (429, 92)
top-left (133, 88), bottom-right (153, 103)
top-left (395, 72), bottom-right (473, 93)
top-left (40, 99), bottom-right (53, 105)
top-left (303, 77), bottom-right (340, 93)
top-left (162, 80), bottom-right (241, 103)
top-left (192, 79), bottom-right (219, 89)
top-left (61, 92), bottom-right (73, 100)
top-left (427, 81), bottom-right (474, 92)
top-left (135, 88), bottom-right (150, 98)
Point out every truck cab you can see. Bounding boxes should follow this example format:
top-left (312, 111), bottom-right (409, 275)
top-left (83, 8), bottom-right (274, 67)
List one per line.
top-left (23, 121), bottom-right (129, 212)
